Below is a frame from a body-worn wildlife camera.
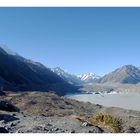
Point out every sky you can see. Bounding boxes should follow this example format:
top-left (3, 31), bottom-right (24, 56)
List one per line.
top-left (0, 7), bottom-right (140, 76)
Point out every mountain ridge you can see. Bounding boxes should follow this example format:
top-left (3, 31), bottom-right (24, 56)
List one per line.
top-left (0, 46), bottom-right (78, 95)
top-left (95, 65), bottom-right (140, 84)
top-left (51, 67), bottom-right (83, 85)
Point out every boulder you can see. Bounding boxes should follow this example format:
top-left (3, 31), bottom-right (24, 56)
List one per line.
top-left (124, 127), bottom-right (137, 133)
top-left (0, 114), bottom-right (19, 122)
top-left (82, 122), bottom-right (93, 127)
top-left (88, 126), bottom-right (104, 133)
top-left (0, 101), bottom-right (20, 112)
top-left (0, 127), bottom-right (8, 133)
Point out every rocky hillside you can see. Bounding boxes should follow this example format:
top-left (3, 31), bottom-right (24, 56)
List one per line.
top-left (0, 91), bottom-right (140, 133)
top-left (95, 65), bottom-right (140, 84)
top-left (0, 46), bottom-right (78, 96)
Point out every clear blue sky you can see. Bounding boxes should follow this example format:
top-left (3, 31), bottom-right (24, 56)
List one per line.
top-left (0, 7), bottom-right (140, 76)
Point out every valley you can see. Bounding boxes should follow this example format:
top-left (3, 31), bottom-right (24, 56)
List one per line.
top-left (0, 46), bottom-right (140, 133)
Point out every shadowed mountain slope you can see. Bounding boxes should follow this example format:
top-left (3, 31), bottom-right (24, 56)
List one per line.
top-left (51, 67), bottom-right (83, 85)
top-left (0, 46), bottom-right (78, 95)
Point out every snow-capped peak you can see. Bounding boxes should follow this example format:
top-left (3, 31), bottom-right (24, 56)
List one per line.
top-left (77, 72), bottom-right (100, 82)
top-left (51, 67), bottom-right (101, 84)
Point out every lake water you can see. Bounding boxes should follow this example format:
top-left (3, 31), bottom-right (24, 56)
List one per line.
top-left (66, 92), bottom-right (140, 111)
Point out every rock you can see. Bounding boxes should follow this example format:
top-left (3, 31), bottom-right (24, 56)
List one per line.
top-left (95, 92), bottom-right (100, 94)
top-left (53, 128), bottom-right (59, 131)
top-left (33, 126), bottom-right (45, 131)
top-left (59, 130), bottom-right (66, 133)
top-left (124, 127), bottom-right (137, 133)
top-left (82, 122), bottom-right (92, 127)
top-left (12, 113), bottom-right (16, 116)
top-left (106, 88), bottom-right (114, 93)
top-left (10, 123), bottom-right (16, 127)
top-left (88, 126), bottom-right (104, 133)
top-left (51, 128), bottom-right (59, 132)
top-left (96, 104), bottom-right (102, 108)
top-left (0, 101), bottom-right (20, 112)
top-left (41, 114), bottom-right (46, 117)
top-left (82, 122), bottom-right (88, 127)
top-left (0, 114), bottom-right (19, 122)
top-left (10, 121), bottom-right (20, 127)
top-left (46, 123), bottom-right (52, 126)
top-left (71, 130), bottom-right (75, 133)
top-left (0, 127), bottom-right (8, 133)
top-left (0, 120), bottom-right (4, 125)
top-left (16, 130), bottom-right (24, 133)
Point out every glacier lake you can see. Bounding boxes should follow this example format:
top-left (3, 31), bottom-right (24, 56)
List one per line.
top-left (66, 92), bottom-right (140, 111)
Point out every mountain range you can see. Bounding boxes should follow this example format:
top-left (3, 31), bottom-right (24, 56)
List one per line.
top-left (51, 67), bottom-right (100, 84)
top-left (0, 46), bottom-right (78, 96)
top-left (95, 65), bottom-right (140, 84)
top-left (1, 45), bottom-right (140, 97)
top-left (52, 65), bottom-right (140, 85)
top-left (77, 73), bottom-right (100, 83)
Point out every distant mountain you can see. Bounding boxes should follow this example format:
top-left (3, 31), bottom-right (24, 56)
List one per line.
top-left (0, 46), bottom-right (78, 96)
top-left (52, 67), bottom-right (101, 84)
top-left (95, 65), bottom-right (140, 84)
top-left (78, 73), bottom-right (100, 83)
top-left (51, 67), bottom-right (83, 85)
